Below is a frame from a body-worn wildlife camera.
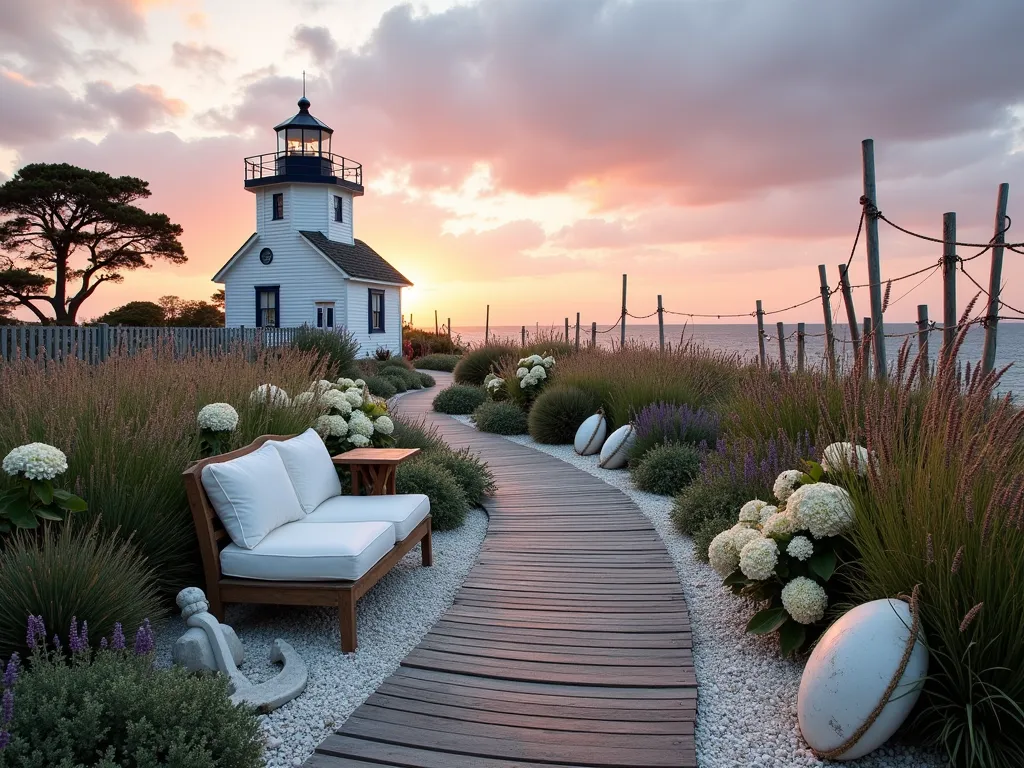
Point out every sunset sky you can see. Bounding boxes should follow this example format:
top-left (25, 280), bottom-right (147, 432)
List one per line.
top-left (2, 0), bottom-right (1023, 328)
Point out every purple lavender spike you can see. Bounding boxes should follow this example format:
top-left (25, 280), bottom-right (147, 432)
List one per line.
top-left (2, 655), bottom-right (17, 688)
top-left (1, 690), bottom-right (11, 724)
top-left (111, 623), bottom-right (125, 651)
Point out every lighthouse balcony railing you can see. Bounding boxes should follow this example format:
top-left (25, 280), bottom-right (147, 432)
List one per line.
top-left (244, 151), bottom-right (362, 187)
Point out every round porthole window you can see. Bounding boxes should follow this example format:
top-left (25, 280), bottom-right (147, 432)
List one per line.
top-left (259, 248), bottom-right (274, 265)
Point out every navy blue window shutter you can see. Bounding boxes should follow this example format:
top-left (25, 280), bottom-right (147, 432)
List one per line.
top-left (367, 288), bottom-right (372, 332)
top-left (327, 306), bottom-right (334, 328)
top-left (317, 307), bottom-right (323, 328)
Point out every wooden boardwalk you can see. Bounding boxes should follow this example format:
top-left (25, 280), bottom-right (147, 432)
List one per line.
top-left (307, 373), bottom-right (697, 767)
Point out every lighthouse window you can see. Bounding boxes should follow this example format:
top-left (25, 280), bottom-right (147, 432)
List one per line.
top-left (334, 195), bottom-right (344, 223)
top-left (255, 286), bottom-right (280, 328)
top-left (368, 289), bottom-right (384, 333)
top-left (272, 193), bottom-right (283, 220)
top-left (315, 302), bottom-right (335, 329)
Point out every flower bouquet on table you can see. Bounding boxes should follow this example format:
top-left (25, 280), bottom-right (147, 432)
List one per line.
top-left (1, 443), bottom-right (87, 532)
top-left (708, 445), bottom-right (862, 656)
top-left (310, 379), bottom-right (394, 455)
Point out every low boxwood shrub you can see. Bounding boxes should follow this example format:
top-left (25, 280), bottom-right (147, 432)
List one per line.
top-left (629, 442), bottom-right (702, 496)
top-left (364, 375), bottom-right (397, 399)
top-left (424, 447), bottom-right (495, 506)
top-left (395, 461), bottom-right (468, 530)
top-left (670, 478), bottom-right (752, 561)
top-left (418, 372), bottom-right (436, 388)
top-left (414, 354), bottom-right (461, 372)
top-left (379, 364), bottom-right (421, 390)
top-left (381, 371), bottom-right (409, 393)
top-left (473, 401), bottom-right (528, 435)
top-left (527, 386), bottom-right (600, 444)
top-left (0, 522), bottom-right (162, 657)
top-left (432, 385), bottom-right (486, 415)
top-left (453, 344), bottom-right (515, 386)
top-left (0, 624), bottom-right (263, 766)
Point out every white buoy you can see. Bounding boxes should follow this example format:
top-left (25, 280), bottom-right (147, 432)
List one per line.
top-left (574, 411), bottom-right (607, 455)
top-left (798, 598), bottom-right (928, 760)
top-left (598, 423), bottom-right (636, 469)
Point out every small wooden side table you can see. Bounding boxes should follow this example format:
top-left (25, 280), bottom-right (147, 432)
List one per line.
top-left (332, 448), bottom-right (420, 496)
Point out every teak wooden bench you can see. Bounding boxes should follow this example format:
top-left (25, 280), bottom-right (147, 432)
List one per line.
top-left (182, 435), bottom-right (432, 653)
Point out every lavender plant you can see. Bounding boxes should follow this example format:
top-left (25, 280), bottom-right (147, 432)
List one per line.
top-left (629, 401), bottom-right (720, 460)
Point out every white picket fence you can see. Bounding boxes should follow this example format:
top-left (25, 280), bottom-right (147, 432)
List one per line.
top-left (0, 324), bottom-right (301, 364)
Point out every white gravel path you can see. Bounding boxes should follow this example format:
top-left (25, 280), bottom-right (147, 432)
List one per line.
top-left (155, 507), bottom-right (487, 768)
top-left (450, 414), bottom-right (940, 768)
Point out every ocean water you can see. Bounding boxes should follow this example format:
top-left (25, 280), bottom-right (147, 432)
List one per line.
top-left (447, 322), bottom-right (1024, 396)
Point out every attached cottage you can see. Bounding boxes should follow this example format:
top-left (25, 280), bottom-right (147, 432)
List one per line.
top-left (214, 94), bottom-right (411, 356)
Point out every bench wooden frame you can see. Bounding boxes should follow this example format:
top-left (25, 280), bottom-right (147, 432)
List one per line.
top-left (182, 435), bottom-right (433, 653)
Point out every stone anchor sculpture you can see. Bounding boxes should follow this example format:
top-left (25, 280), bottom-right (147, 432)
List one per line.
top-left (172, 587), bottom-right (308, 712)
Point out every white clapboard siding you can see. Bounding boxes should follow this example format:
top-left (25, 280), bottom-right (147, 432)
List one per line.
top-left (255, 184), bottom-right (353, 245)
top-left (223, 228), bottom-right (349, 329)
top-left (345, 280), bottom-right (403, 357)
top-left (326, 190), bottom-right (354, 245)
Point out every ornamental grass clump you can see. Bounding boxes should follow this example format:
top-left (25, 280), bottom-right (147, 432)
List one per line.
top-left (629, 442), bottom-right (702, 496)
top-left (0, 522), bottom-right (161, 657)
top-left (834, 327), bottom-right (1024, 768)
top-left (630, 401), bottom-right (720, 460)
top-left (0, 617), bottom-right (262, 767)
top-left (453, 343), bottom-right (516, 386)
top-left (432, 384), bottom-right (486, 415)
top-left (527, 386), bottom-right (600, 444)
top-left (290, 325), bottom-right (361, 379)
top-left (473, 401), bottom-right (529, 436)
top-left (725, 366), bottom-right (844, 444)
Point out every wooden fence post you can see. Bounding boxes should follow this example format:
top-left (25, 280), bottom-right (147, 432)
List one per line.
top-left (620, 274), bottom-right (627, 348)
top-left (917, 304), bottom-right (930, 380)
top-left (434, 310), bottom-right (439, 336)
top-left (817, 264), bottom-right (837, 375)
top-left (982, 183), bottom-right (1010, 375)
top-left (485, 305), bottom-right (490, 345)
top-left (575, 312), bottom-right (580, 351)
top-left (447, 317), bottom-right (451, 341)
top-left (591, 321), bottom-right (597, 349)
top-left (862, 138), bottom-right (887, 378)
top-left (862, 317), bottom-right (872, 378)
top-left (755, 300), bottom-right (767, 367)
top-left (98, 323), bottom-right (110, 362)
top-left (657, 295), bottom-right (665, 352)
top-left (838, 263), bottom-right (860, 356)
top-left (521, 325), bottom-right (526, 346)
top-left (942, 212), bottom-right (957, 360)
top-left (797, 322), bottom-right (806, 373)
top-left (776, 322), bottom-right (788, 373)
top-left (565, 317), bottom-right (569, 343)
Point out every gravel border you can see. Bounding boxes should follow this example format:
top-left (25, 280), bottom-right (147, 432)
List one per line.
top-left (155, 508), bottom-right (487, 768)
top-left (451, 415), bottom-right (939, 768)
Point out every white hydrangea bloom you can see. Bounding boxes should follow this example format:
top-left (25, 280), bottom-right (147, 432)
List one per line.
top-left (761, 511), bottom-right (798, 538)
top-left (738, 499), bottom-right (770, 524)
top-left (708, 529), bottom-right (740, 576)
top-left (486, 377), bottom-right (505, 390)
top-left (739, 537), bottom-right (779, 581)
top-left (730, 524), bottom-right (761, 551)
top-left (336, 378), bottom-right (355, 389)
top-left (529, 354), bottom-right (544, 365)
top-left (3, 442), bottom-right (69, 480)
top-left (319, 389), bottom-right (349, 412)
top-left (310, 379), bottom-right (334, 395)
top-left (773, 469), bottom-right (805, 502)
top-left (348, 434), bottom-right (370, 448)
top-left (787, 535), bottom-right (815, 561)
top-left (782, 577), bottom-right (828, 624)
top-left (758, 505), bottom-right (778, 525)
top-left (788, 482), bottom-right (855, 538)
top-left (821, 442), bottom-right (871, 476)
top-left (542, 356), bottom-right (555, 367)
top-left (374, 415), bottom-right (395, 435)
top-left (348, 411), bottom-right (374, 437)
top-left (353, 379), bottom-right (365, 388)
top-left (197, 403), bottom-right (239, 432)
top-left (315, 415), bottom-right (349, 437)
top-left (250, 384), bottom-right (290, 407)
top-left (292, 391), bottom-right (315, 407)
top-left (516, 367), bottom-right (530, 378)
top-left (520, 374), bottom-right (538, 388)
top-left (529, 365), bottom-right (547, 379)
top-left (344, 389), bottom-right (363, 408)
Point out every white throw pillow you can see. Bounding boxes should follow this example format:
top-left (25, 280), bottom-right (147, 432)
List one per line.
top-left (201, 442), bottom-right (306, 549)
top-left (270, 428), bottom-right (343, 513)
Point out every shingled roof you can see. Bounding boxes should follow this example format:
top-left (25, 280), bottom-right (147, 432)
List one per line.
top-left (299, 231), bottom-right (412, 286)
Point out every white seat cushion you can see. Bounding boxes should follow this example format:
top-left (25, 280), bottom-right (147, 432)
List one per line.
top-left (270, 428), bottom-right (342, 514)
top-left (219, 521), bottom-right (397, 581)
top-left (301, 494), bottom-right (430, 540)
top-left (201, 442), bottom-right (306, 549)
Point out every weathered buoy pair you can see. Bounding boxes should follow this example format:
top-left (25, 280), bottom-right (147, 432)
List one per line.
top-left (573, 409), bottom-right (635, 469)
